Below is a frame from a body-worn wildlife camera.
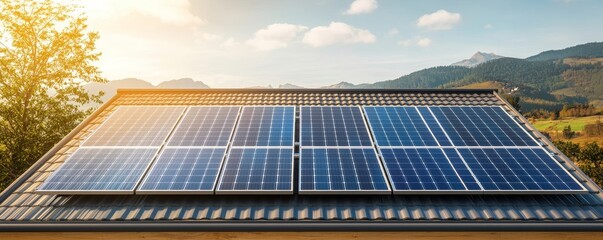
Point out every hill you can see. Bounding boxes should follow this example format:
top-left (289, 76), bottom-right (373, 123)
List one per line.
top-left (356, 42), bottom-right (603, 112)
top-left (526, 42), bottom-right (603, 61)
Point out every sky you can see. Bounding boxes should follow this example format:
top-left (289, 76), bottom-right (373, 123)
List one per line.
top-left (74, 0), bottom-right (603, 88)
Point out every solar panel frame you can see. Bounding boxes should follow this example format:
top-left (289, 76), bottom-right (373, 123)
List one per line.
top-left (300, 106), bottom-right (374, 148)
top-left (37, 147), bottom-right (161, 195)
top-left (230, 106), bottom-right (296, 147)
top-left (216, 147), bottom-right (294, 195)
top-left (166, 106), bottom-right (241, 147)
top-left (298, 147), bottom-right (392, 195)
top-left (136, 147), bottom-right (228, 195)
top-left (455, 147), bottom-right (588, 194)
top-left (81, 106), bottom-right (186, 147)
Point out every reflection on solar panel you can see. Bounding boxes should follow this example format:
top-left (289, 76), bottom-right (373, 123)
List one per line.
top-left (167, 107), bottom-right (239, 146)
top-left (82, 106), bottom-right (185, 146)
top-left (299, 148), bottom-right (390, 194)
top-left (364, 107), bottom-right (449, 146)
top-left (457, 148), bottom-right (585, 192)
top-left (137, 148), bottom-right (226, 194)
top-left (231, 106), bottom-right (294, 147)
top-left (380, 148), bottom-right (481, 192)
top-left (429, 106), bottom-right (538, 146)
top-left (301, 106), bottom-right (372, 147)
top-left (217, 148), bottom-right (293, 194)
top-left (38, 148), bottom-right (158, 194)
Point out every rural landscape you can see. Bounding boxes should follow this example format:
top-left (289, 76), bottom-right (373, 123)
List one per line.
top-left (1, 0), bottom-right (603, 237)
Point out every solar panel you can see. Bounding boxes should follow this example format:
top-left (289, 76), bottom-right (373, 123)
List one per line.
top-left (217, 148), bottom-right (293, 194)
top-left (82, 106), bottom-right (185, 147)
top-left (363, 106), bottom-right (450, 147)
top-left (429, 106), bottom-right (538, 146)
top-left (301, 106), bottom-right (372, 147)
top-left (299, 148), bottom-right (390, 194)
top-left (167, 107), bottom-right (239, 147)
top-left (379, 148), bottom-right (481, 193)
top-left (137, 148), bottom-right (226, 194)
top-left (457, 148), bottom-right (586, 193)
top-left (37, 148), bottom-right (158, 194)
top-left (231, 106), bottom-right (295, 147)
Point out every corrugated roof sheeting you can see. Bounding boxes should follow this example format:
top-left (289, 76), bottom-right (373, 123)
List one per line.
top-left (1, 89), bottom-right (602, 223)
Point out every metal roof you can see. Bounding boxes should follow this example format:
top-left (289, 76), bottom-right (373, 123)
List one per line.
top-left (1, 88), bottom-right (602, 231)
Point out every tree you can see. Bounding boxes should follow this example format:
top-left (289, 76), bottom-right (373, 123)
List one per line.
top-left (502, 94), bottom-right (521, 111)
top-left (0, 0), bottom-right (105, 190)
top-left (562, 125), bottom-right (575, 139)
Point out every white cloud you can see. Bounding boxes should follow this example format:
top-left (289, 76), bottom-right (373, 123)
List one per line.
top-left (245, 23), bottom-right (308, 51)
top-left (221, 38), bottom-right (240, 49)
top-left (399, 36), bottom-right (432, 47)
top-left (416, 37), bottom-right (432, 47)
top-left (484, 24), bottom-right (493, 29)
top-left (387, 28), bottom-right (399, 35)
top-left (416, 10), bottom-right (461, 30)
top-left (83, 0), bottom-right (205, 27)
top-left (302, 22), bottom-right (376, 47)
top-left (202, 33), bottom-right (223, 41)
top-left (344, 0), bottom-right (378, 15)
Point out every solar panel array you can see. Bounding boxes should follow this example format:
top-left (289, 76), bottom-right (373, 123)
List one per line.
top-left (364, 106), bottom-right (585, 194)
top-left (299, 106), bottom-right (391, 194)
top-left (39, 103), bottom-right (587, 195)
top-left (217, 106), bottom-right (295, 194)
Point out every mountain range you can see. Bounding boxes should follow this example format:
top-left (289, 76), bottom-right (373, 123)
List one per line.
top-left (85, 42), bottom-right (603, 112)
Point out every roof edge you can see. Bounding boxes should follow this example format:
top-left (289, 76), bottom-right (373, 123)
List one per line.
top-left (1, 221), bottom-right (602, 232)
top-left (0, 92), bottom-right (124, 204)
top-left (116, 88), bottom-right (498, 94)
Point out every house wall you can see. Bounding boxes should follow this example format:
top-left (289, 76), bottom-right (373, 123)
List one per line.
top-left (1, 232), bottom-right (602, 240)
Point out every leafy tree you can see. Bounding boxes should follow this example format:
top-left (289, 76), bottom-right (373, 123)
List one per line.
top-left (0, 0), bottom-right (105, 190)
top-left (562, 125), bottom-right (575, 139)
top-left (501, 94), bottom-right (521, 111)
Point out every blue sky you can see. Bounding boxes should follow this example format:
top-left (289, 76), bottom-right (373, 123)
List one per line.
top-left (80, 0), bottom-right (603, 87)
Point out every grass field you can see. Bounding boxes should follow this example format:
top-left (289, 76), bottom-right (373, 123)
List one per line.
top-left (531, 115), bottom-right (603, 145)
top-left (531, 115), bottom-right (603, 131)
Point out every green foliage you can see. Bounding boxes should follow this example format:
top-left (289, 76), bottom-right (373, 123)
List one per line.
top-left (584, 120), bottom-right (603, 137)
top-left (0, 0), bottom-right (105, 190)
top-left (371, 66), bottom-right (471, 89)
top-left (554, 140), bottom-right (603, 187)
top-left (526, 42), bottom-right (603, 62)
top-left (501, 94), bottom-right (521, 111)
top-left (562, 125), bottom-right (576, 139)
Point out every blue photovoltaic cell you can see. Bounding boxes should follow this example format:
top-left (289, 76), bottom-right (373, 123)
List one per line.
top-left (380, 148), bottom-right (481, 191)
top-left (429, 106), bottom-right (538, 146)
top-left (299, 148), bottom-right (389, 192)
top-left (231, 106), bottom-right (294, 147)
top-left (457, 148), bottom-right (584, 191)
top-left (217, 148), bottom-right (293, 192)
top-left (167, 107), bottom-right (239, 146)
top-left (364, 106), bottom-right (449, 146)
top-left (83, 106), bottom-right (185, 147)
top-left (38, 148), bottom-right (158, 193)
top-left (137, 148), bottom-right (226, 193)
top-left (301, 106), bottom-right (372, 147)
top-left (417, 107), bottom-right (452, 146)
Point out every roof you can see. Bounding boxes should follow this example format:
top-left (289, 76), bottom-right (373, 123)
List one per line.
top-left (1, 88), bottom-right (602, 231)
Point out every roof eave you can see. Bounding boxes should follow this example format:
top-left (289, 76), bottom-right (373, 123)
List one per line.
top-left (1, 221), bottom-right (603, 232)
top-left (116, 88), bottom-right (498, 94)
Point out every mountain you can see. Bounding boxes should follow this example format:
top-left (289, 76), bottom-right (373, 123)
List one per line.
top-left (526, 42), bottom-right (603, 61)
top-left (83, 78), bottom-right (209, 106)
top-left (277, 83), bottom-right (305, 89)
top-left (359, 42), bottom-right (603, 111)
top-left (452, 52), bottom-right (504, 68)
top-left (157, 78), bottom-right (209, 88)
top-left (321, 81), bottom-right (357, 89)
